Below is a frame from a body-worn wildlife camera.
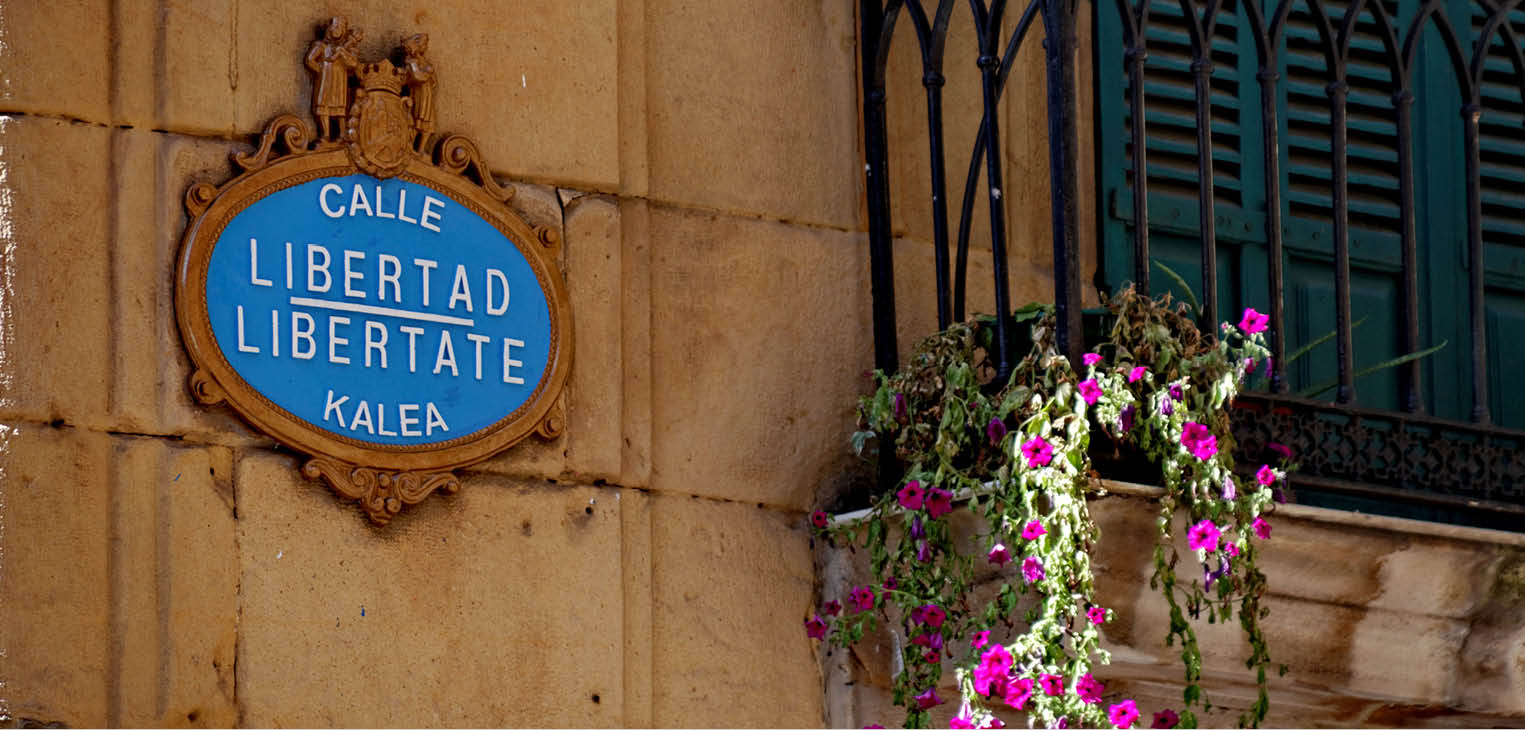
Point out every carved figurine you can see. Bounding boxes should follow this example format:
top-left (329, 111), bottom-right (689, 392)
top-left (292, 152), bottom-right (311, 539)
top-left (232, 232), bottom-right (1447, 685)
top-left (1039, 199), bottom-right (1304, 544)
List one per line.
top-left (305, 18), bottom-right (361, 142)
top-left (402, 34), bottom-right (437, 153)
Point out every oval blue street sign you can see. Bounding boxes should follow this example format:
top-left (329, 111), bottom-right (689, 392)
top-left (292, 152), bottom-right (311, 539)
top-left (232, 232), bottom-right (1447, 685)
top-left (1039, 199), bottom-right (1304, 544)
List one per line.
top-left (204, 174), bottom-right (552, 447)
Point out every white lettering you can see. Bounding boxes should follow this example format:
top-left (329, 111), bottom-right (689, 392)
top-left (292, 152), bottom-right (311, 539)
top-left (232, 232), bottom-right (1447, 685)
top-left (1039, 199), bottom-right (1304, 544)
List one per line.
top-left (374, 185), bottom-right (395, 219)
top-left (503, 337), bottom-right (525, 385)
top-left (327, 315), bottom-right (351, 365)
top-left (348, 184), bottom-right (374, 217)
top-left (364, 321), bottom-right (388, 368)
top-left (319, 183), bottom-right (346, 217)
top-left (236, 306), bottom-right (260, 353)
top-left (413, 258), bottom-right (437, 306)
top-left (486, 269), bottom-right (509, 315)
top-left (466, 333), bottom-right (490, 380)
top-left (449, 264), bottom-right (473, 312)
top-left (270, 309), bottom-right (280, 357)
top-left (420, 195), bottom-right (444, 232)
top-left (350, 400), bottom-right (375, 434)
top-left (343, 250), bottom-right (366, 299)
top-left (378, 254), bottom-right (402, 303)
top-left (306, 244), bottom-right (332, 293)
top-left (292, 311), bottom-right (316, 359)
top-left (426, 402), bottom-right (449, 435)
top-left (284, 241), bottom-right (294, 289)
top-left (434, 330), bottom-right (459, 376)
top-left (400, 325), bottom-right (424, 372)
top-left (249, 238), bottom-right (273, 286)
top-left (396, 188), bottom-right (418, 224)
top-left (399, 404), bottom-right (421, 436)
top-left (376, 403), bottom-right (398, 436)
top-left (323, 390), bottom-right (349, 426)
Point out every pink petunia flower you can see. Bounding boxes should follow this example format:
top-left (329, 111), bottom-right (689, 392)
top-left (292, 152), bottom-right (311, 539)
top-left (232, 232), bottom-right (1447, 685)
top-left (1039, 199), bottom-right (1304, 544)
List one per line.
top-left (1225, 542), bottom-right (1241, 558)
top-left (982, 717), bottom-right (1005, 729)
top-left (1084, 352), bottom-right (1104, 366)
top-left (1256, 464), bottom-right (1277, 486)
top-left (1087, 606), bottom-right (1108, 625)
top-left (1022, 556), bottom-right (1045, 584)
top-left (1253, 516), bottom-right (1272, 540)
top-left (1187, 519), bottom-right (1221, 552)
top-left (1239, 307), bottom-right (1270, 334)
top-left (848, 585), bottom-right (876, 613)
top-left (971, 630), bottom-right (991, 649)
top-left (987, 416), bottom-right (1008, 446)
top-left (1039, 673), bottom-right (1065, 696)
top-left (1021, 520), bottom-right (1047, 540)
top-left (973, 644), bottom-right (1014, 697)
top-left (1004, 677), bottom-right (1035, 710)
top-left (1109, 699), bottom-right (1141, 729)
top-left (804, 614), bottom-right (828, 639)
top-left (950, 706), bottom-right (976, 730)
top-left (1021, 437), bottom-right (1054, 468)
top-left (1151, 709), bottom-right (1180, 728)
top-left (1129, 365), bottom-right (1147, 383)
top-left (1269, 442), bottom-right (1293, 460)
top-left (914, 687), bottom-right (944, 710)
top-left (920, 604), bottom-right (946, 628)
top-left (988, 543), bottom-right (1012, 567)
top-left (811, 510), bottom-right (829, 528)
top-left (823, 599), bottom-right (842, 616)
top-left (897, 481), bottom-right (925, 510)
top-left (925, 487), bottom-right (955, 519)
top-left (1180, 422), bottom-right (1218, 460)
top-left (1076, 673), bottom-right (1105, 704)
top-left (1079, 378), bottom-right (1104, 405)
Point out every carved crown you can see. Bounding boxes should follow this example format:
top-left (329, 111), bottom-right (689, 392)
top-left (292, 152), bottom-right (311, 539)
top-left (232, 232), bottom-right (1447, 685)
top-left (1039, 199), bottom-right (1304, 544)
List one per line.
top-left (357, 61), bottom-right (406, 93)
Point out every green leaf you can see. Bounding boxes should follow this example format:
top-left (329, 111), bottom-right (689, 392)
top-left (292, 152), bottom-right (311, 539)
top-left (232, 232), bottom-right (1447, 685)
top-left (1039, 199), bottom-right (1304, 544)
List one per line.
top-left (1152, 260), bottom-right (1200, 317)
top-left (1284, 316), bottom-right (1368, 365)
top-left (1295, 340), bottom-right (1448, 398)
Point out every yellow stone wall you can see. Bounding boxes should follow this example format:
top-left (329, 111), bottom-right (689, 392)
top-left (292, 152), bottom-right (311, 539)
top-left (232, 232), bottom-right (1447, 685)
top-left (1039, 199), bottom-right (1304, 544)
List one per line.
top-left (0, 2), bottom-right (1075, 727)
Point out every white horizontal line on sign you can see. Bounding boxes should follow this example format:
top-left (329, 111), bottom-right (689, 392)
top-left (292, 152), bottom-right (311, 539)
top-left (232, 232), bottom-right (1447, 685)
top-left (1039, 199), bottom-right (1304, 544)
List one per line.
top-left (288, 297), bottom-right (477, 327)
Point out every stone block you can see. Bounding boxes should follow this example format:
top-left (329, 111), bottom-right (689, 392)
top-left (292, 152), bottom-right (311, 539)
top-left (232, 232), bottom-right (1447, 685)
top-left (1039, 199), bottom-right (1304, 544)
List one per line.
top-left (1366, 537), bottom-right (1500, 619)
top-left (235, 450), bottom-right (623, 727)
top-left (0, 117), bottom-right (112, 426)
top-left (647, 207), bottom-right (871, 508)
top-left (563, 195), bottom-right (622, 482)
top-left (0, 424), bottom-right (112, 728)
top-left (1256, 515), bottom-right (1405, 607)
top-left (644, 0), bottom-right (859, 228)
top-left (649, 494), bottom-right (821, 727)
top-left (0, 2), bottom-right (112, 122)
top-left (1345, 607), bottom-right (1468, 702)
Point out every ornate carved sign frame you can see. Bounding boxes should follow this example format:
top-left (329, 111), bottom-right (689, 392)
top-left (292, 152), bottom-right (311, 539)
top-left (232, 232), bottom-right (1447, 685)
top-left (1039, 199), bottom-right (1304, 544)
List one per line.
top-left (177, 18), bottom-right (572, 525)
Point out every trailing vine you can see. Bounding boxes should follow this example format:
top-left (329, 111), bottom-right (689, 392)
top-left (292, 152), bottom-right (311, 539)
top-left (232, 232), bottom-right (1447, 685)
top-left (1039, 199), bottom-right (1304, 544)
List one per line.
top-left (808, 286), bottom-right (1292, 729)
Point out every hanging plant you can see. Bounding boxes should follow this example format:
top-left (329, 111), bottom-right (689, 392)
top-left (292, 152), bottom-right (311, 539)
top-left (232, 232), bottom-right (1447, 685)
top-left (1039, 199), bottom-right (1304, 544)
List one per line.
top-left (808, 286), bottom-right (1292, 729)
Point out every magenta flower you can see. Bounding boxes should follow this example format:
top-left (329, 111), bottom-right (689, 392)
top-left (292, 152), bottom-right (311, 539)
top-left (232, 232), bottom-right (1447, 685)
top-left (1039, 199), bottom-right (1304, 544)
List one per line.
top-left (910, 631), bottom-right (943, 652)
top-left (1076, 673), bottom-right (1105, 704)
top-left (1239, 307), bottom-right (1270, 334)
top-left (1021, 520), bottom-right (1047, 540)
top-left (823, 599), bottom-right (842, 616)
top-left (1253, 516), bottom-right (1272, 540)
top-left (897, 480), bottom-right (925, 510)
top-left (811, 510), bottom-right (829, 528)
top-left (925, 487), bottom-right (955, 519)
top-left (1087, 606), bottom-right (1107, 625)
top-left (894, 392), bottom-right (907, 420)
top-left (987, 416), bottom-right (1008, 446)
top-left (914, 687), bottom-right (944, 710)
top-left (1120, 404), bottom-right (1136, 432)
top-left (1109, 699), bottom-right (1141, 729)
top-left (1079, 378), bottom-right (1104, 405)
top-left (982, 716), bottom-right (1006, 729)
top-left (916, 540), bottom-right (933, 563)
top-left (1084, 352), bottom-right (1104, 366)
top-left (973, 644), bottom-right (1014, 696)
top-left (883, 576), bottom-right (897, 590)
top-left (1022, 556), bottom-right (1045, 583)
top-left (804, 614), bottom-right (828, 639)
top-left (1180, 422), bottom-right (1218, 460)
top-left (950, 708), bottom-right (975, 730)
top-left (1256, 464), bottom-right (1277, 486)
top-left (1268, 442), bottom-right (1293, 460)
top-left (920, 604), bottom-right (946, 628)
top-left (848, 585), bottom-right (876, 613)
top-left (1187, 519), bottom-right (1221, 552)
top-left (1039, 673), bottom-right (1065, 696)
top-left (972, 630), bottom-right (991, 649)
top-left (1225, 542), bottom-right (1241, 558)
top-left (1151, 709), bottom-right (1180, 728)
top-left (1004, 677), bottom-right (1035, 710)
top-left (1021, 437), bottom-right (1054, 468)
top-left (910, 516), bottom-right (926, 541)
top-left (1244, 357), bottom-right (1256, 376)
top-left (1168, 383), bottom-right (1184, 401)
top-left (1129, 365), bottom-right (1147, 383)
top-left (988, 543), bottom-right (1012, 567)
